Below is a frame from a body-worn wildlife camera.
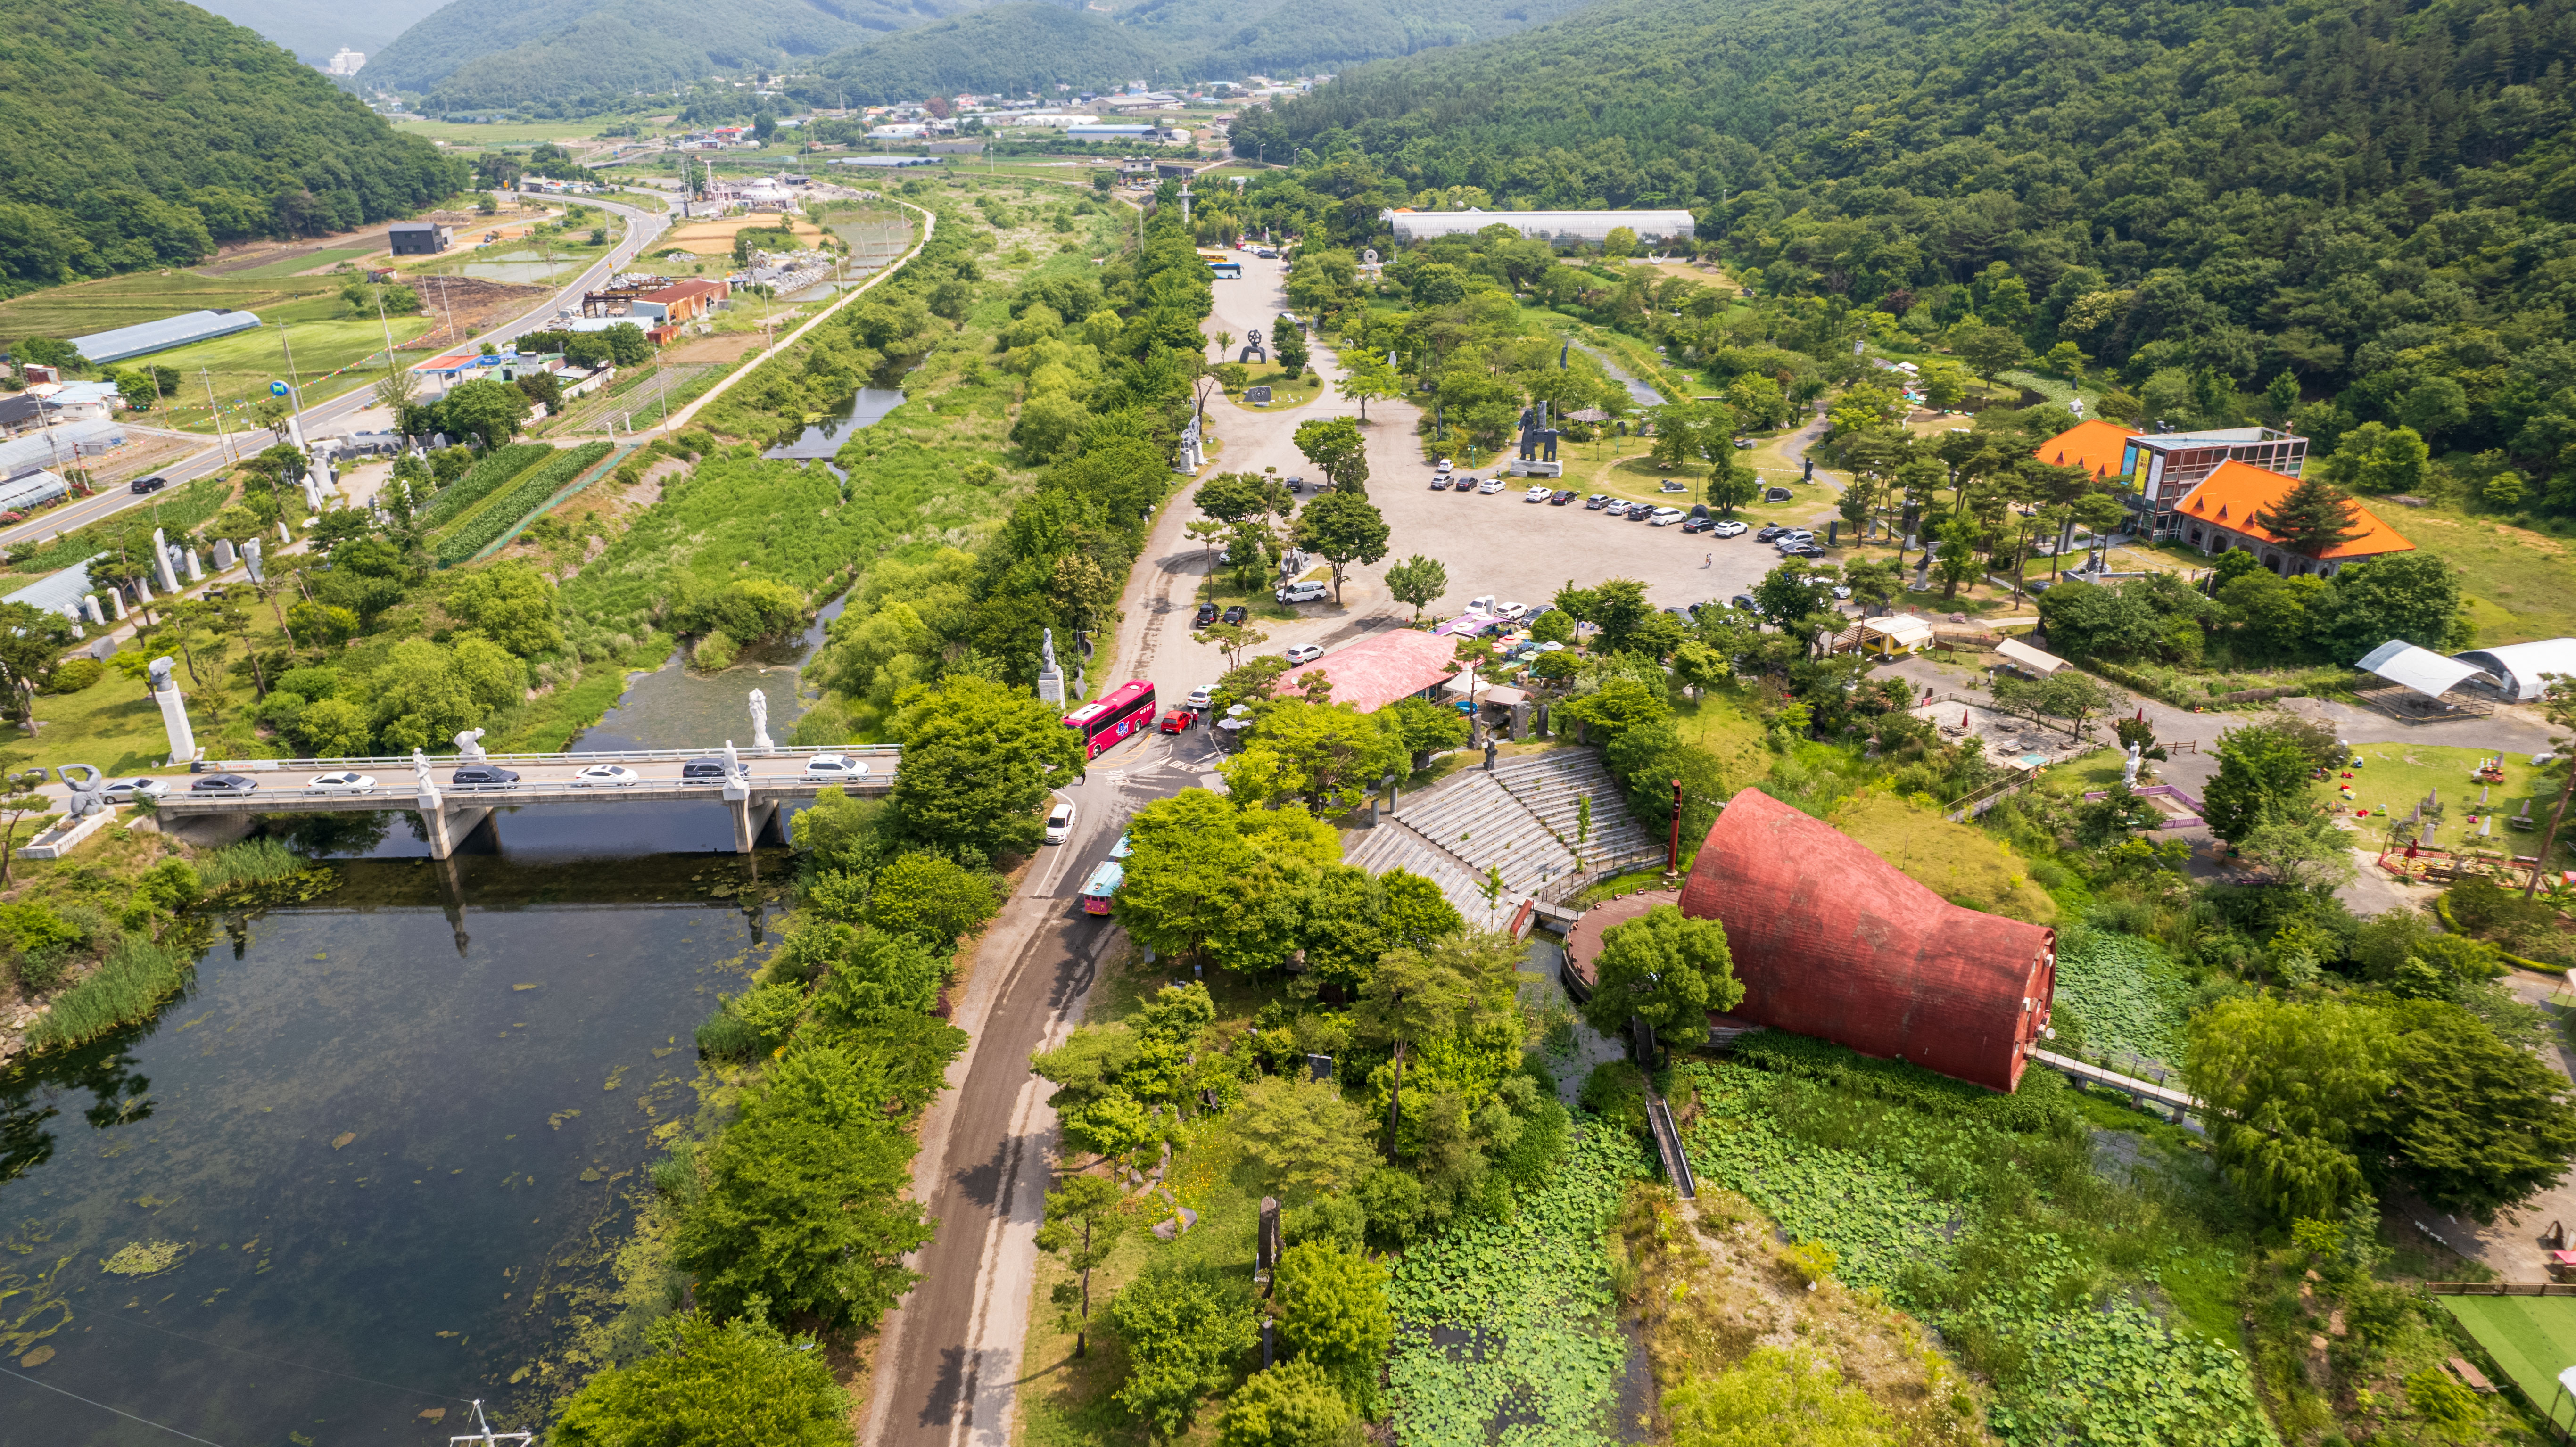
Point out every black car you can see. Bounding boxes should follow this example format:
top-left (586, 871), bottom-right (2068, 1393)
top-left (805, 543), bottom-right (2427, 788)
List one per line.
top-left (1429, 475), bottom-right (1451, 490)
top-left (1193, 601), bottom-right (1219, 627)
top-left (1283, 476), bottom-right (1306, 493)
top-left (1730, 594), bottom-right (1758, 611)
top-left (682, 757), bottom-right (730, 781)
top-left (1753, 525), bottom-right (1787, 542)
top-left (1681, 514), bottom-right (1718, 534)
top-left (130, 475), bottom-right (169, 495)
top-left (190, 773), bottom-right (257, 794)
top-left (450, 765), bottom-right (521, 789)
top-left (1781, 543), bottom-right (1826, 559)
top-left (1627, 503), bottom-right (1654, 520)
top-left (1453, 480), bottom-right (1476, 500)
top-left (1549, 489), bottom-right (1578, 505)
top-left (1222, 605), bottom-right (1249, 625)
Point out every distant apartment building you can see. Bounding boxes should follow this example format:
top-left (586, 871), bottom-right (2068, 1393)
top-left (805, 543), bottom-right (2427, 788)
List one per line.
top-left (325, 47), bottom-right (364, 76)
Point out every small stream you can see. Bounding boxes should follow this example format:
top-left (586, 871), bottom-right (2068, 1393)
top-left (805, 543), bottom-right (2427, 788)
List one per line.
top-left (760, 388), bottom-right (905, 461)
top-left (569, 592), bottom-right (845, 755)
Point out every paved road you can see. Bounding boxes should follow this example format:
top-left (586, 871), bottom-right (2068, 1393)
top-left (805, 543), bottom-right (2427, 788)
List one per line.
top-left (0, 198), bottom-right (671, 552)
top-left (866, 726), bottom-right (1214, 1447)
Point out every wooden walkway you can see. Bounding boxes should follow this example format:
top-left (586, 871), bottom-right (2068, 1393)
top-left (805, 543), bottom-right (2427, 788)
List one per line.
top-left (2033, 1048), bottom-right (2199, 1120)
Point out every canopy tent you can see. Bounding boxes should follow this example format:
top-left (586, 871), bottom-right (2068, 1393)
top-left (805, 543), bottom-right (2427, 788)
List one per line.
top-left (1995, 638), bottom-right (2070, 676)
top-left (2356, 640), bottom-right (2485, 700)
top-left (1857, 615), bottom-right (1934, 656)
top-left (2453, 639), bottom-right (2576, 703)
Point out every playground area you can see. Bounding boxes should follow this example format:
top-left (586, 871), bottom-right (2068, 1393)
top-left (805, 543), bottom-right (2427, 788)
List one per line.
top-left (2438, 1291), bottom-right (2576, 1431)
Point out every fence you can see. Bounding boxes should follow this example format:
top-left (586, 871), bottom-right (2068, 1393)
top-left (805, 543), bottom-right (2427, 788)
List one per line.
top-left (2425, 1282), bottom-right (2576, 1297)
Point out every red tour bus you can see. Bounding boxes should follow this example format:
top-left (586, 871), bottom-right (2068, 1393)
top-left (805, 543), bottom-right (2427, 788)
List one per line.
top-left (1063, 681), bottom-right (1156, 759)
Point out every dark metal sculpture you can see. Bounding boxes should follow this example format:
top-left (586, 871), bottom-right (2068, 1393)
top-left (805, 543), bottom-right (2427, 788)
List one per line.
top-left (1516, 402), bottom-right (1560, 462)
top-left (1238, 327), bottom-right (1268, 365)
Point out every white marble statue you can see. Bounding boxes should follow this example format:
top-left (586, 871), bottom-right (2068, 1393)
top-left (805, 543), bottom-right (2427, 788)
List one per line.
top-left (413, 749), bottom-right (436, 790)
top-left (2122, 741), bottom-right (2141, 787)
top-left (724, 740), bottom-right (743, 781)
top-left (749, 689), bottom-right (773, 750)
top-left (454, 727), bottom-right (487, 761)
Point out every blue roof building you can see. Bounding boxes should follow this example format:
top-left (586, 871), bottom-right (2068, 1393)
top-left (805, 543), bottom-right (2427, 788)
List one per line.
top-left (68, 309), bottom-right (263, 365)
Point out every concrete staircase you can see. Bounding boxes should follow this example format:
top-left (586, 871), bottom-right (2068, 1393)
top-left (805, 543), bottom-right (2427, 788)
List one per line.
top-left (1341, 815), bottom-right (1520, 932)
top-left (1340, 748), bottom-right (1670, 925)
top-left (1394, 769), bottom-right (1583, 897)
top-left (1489, 751), bottom-right (1667, 878)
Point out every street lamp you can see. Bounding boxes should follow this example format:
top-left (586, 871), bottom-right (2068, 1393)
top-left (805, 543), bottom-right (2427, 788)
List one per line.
top-left (270, 323), bottom-right (310, 446)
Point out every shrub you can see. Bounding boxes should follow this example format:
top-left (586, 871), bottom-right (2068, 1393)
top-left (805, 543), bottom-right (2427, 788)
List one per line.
top-left (1106, 1267), bottom-right (1259, 1438)
top-left (25, 936), bottom-right (193, 1051)
top-left (694, 1007), bottom-right (761, 1059)
top-left (41, 658), bottom-right (104, 694)
top-left (193, 839), bottom-right (305, 890)
top-left (691, 631), bottom-right (739, 672)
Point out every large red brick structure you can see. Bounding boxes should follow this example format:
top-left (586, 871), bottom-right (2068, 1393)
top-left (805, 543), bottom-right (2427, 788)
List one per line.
top-left (1675, 788), bottom-right (2057, 1091)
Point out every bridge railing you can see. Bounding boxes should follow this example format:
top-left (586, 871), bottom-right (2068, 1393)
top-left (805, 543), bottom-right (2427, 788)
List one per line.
top-left (157, 771), bottom-right (895, 806)
top-left (197, 744), bottom-right (900, 773)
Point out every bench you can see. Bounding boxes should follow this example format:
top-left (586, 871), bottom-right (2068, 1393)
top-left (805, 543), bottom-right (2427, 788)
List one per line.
top-left (2449, 1356), bottom-right (2497, 1394)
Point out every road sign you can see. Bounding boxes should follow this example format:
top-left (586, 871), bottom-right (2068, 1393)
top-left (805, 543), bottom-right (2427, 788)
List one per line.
top-left (269, 381), bottom-right (289, 396)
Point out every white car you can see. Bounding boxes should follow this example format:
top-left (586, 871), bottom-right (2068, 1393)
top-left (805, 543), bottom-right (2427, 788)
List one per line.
top-left (804, 754), bottom-right (870, 781)
top-left (1285, 643), bottom-right (1325, 665)
top-left (307, 771), bottom-right (376, 795)
top-left (1493, 601), bottom-right (1529, 621)
top-left (1601, 499), bottom-right (1630, 518)
top-left (1524, 485), bottom-right (1552, 502)
top-left (1434, 458), bottom-right (1454, 475)
top-left (1832, 585), bottom-right (1854, 600)
top-left (1185, 685), bottom-right (1214, 710)
top-left (1649, 507), bottom-right (1686, 526)
top-left (1477, 476), bottom-right (1506, 494)
top-left (1710, 518), bottom-right (1749, 537)
top-left (1044, 800), bottom-right (1075, 844)
top-left (572, 764), bottom-right (639, 787)
top-left (102, 777), bottom-right (171, 803)
top-left (1775, 530), bottom-right (1815, 549)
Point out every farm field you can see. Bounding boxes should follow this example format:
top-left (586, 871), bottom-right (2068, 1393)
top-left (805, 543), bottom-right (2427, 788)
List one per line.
top-left (0, 271), bottom-right (343, 345)
top-left (135, 314), bottom-right (437, 433)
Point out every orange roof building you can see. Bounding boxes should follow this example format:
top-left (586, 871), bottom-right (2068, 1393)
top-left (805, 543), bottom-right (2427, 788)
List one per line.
top-left (2170, 460), bottom-right (2413, 576)
top-left (2034, 421), bottom-right (2314, 547)
top-left (2035, 418), bottom-right (2136, 482)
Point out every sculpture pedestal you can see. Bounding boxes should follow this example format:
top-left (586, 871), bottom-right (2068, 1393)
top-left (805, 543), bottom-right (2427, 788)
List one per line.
top-left (1506, 458), bottom-right (1563, 477)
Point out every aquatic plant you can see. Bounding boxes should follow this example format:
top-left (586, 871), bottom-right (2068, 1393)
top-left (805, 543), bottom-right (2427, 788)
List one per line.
top-left (192, 839), bottom-right (305, 890)
top-left (99, 1241), bottom-right (184, 1276)
top-left (24, 936), bottom-right (194, 1052)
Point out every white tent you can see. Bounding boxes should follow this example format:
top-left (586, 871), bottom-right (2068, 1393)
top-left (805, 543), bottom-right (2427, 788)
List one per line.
top-left (2453, 638), bottom-right (2576, 703)
top-left (2356, 640), bottom-right (2484, 700)
top-left (1996, 638), bottom-right (2070, 676)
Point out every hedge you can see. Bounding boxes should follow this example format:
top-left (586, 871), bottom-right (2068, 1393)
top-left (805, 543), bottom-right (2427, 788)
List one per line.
top-left (433, 441), bottom-right (612, 564)
top-left (414, 442), bottom-right (553, 529)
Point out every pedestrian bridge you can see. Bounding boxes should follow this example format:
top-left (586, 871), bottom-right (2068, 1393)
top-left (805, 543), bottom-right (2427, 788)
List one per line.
top-left (155, 745), bottom-right (898, 858)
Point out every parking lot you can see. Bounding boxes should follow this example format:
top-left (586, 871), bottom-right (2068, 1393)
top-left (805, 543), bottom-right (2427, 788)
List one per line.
top-left (1104, 254), bottom-right (1858, 708)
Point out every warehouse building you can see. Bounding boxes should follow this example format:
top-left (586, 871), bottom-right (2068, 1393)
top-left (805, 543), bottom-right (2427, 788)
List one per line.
top-left (389, 222), bottom-right (451, 255)
top-left (67, 309), bottom-right (263, 366)
top-left (1382, 207), bottom-right (1699, 247)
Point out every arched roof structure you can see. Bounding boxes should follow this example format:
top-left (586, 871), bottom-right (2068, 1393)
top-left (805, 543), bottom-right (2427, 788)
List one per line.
top-left (1676, 789), bottom-right (2057, 1092)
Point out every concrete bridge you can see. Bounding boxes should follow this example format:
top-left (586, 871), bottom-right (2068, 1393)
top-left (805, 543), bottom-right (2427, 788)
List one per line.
top-left (153, 745), bottom-right (898, 858)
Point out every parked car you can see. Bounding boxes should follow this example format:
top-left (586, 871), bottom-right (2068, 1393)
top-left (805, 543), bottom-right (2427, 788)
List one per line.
top-left (1429, 474), bottom-right (1452, 490)
top-left (1186, 685), bottom-right (1214, 710)
top-left (572, 764), bottom-right (639, 787)
top-left (804, 754), bottom-right (868, 782)
top-left (1681, 514), bottom-right (1718, 534)
top-left (1044, 800), bottom-right (1076, 843)
top-left (308, 771), bottom-right (377, 794)
top-left (1754, 525), bottom-right (1788, 542)
top-left (1730, 594), bottom-right (1758, 611)
top-left (1649, 507), bottom-right (1686, 526)
top-left (1832, 584), bottom-right (1854, 600)
top-left (130, 475), bottom-right (168, 495)
top-left (1627, 503), bottom-right (1655, 521)
top-left (1584, 493), bottom-right (1611, 510)
top-left (1277, 579), bottom-right (1330, 605)
top-left (1435, 458), bottom-right (1454, 474)
top-left (1523, 485), bottom-right (1552, 502)
top-left (1283, 475), bottom-right (1306, 492)
top-left (1255, 247), bottom-right (1279, 259)
top-left (1222, 605), bottom-right (1249, 625)
top-left (1780, 543), bottom-right (1827, 559)
top-left (1452, 480), bottom-right (1477, 500)
top-left (191, 773), bottom-right (258, 794)
top-left (1477, 476), bottom-right (1506, 494)
top-left (1711, 519), bottom-right (1749, 537)
top-left (449, 766), bottom-right (519, 789)
top-left (100, 777), bottom-right (170, 804)
top-left (682, 756), bottom-right (729, 781)
top-left (1492, 601), bottom-right (1529, 621)
top-left (1549, 489), bottom-right (1578, 505)
top-left (1602, 500), bottom-right (1630, 518)
top-left (1159, 707), bottom-right (1199, 733)
top-left (1284, 642), bottom-right (1324, 665)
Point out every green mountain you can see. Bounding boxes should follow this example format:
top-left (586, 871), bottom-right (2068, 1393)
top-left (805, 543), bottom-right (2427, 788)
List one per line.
top-left (0, 0), bottom-right (462, 297)
top-left (1232, 0), bottom-right (2576, 493)
top-left (796, 0), bottom-right (1594, 107)
top-left (370, 0), bottom-right (973, 111)
top-left (192, 0), bottom-right (455, 66)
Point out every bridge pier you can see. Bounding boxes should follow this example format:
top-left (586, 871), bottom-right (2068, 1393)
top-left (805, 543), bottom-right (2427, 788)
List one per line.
top-left (415, 790), bottom-right (495, 860)
top-left (730, 797), bottom-right (779, 855)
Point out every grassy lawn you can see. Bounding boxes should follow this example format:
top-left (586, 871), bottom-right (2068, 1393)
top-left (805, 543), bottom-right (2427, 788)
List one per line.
top-left (2337, 740), bottom-right (2558, 855)
top-left (2438, 1295), bottom-right (2576, 1432)
top-left (389, 117), bottom-right (645, 146)
top-left (220, 247), bottom-right (378, 280)
top-left (1668, 686), bottom-right (1772, 788)
top-left (2389, 505), bottom-right (2576, 647)
top-left (0, 270), bottom-right (346, 345)
top-left (1826, 789), bottom-right (2060, 923)
top-left (140, 312), bottom-right (437, 433)
top-left (1219, 362), bottom-right (1323, 413)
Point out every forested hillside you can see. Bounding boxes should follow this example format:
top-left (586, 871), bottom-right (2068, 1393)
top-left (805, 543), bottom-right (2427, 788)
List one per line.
top-left (0, 0), bottom-right (463, 295)
top-left (369, 0), bottom-right (969, 111)
top-left (1235, 0), bottom-right (2576, 506)
top-left (795, 0), bottom-right (1593, 107)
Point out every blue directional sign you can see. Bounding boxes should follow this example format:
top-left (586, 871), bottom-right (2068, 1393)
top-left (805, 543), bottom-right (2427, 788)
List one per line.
top-left (269, 380), bottom-right (290, 396)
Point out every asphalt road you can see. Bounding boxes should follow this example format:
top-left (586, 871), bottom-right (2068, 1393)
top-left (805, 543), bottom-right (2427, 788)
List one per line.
top-left (0, 197), bottom-right (671, 552)
top-left (866, 724), bottom-right (1215, 1447)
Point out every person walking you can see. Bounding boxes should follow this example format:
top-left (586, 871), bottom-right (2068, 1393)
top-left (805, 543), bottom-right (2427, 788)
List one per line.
top-left (1703, 551), bottom-right (1713, 568)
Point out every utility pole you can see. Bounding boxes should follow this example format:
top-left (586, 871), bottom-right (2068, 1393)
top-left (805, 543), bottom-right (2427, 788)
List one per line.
top-left (200, 367), bottom-right (235, 465)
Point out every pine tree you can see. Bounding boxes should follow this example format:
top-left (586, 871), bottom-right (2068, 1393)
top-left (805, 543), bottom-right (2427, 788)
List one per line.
top-left (2252, 474), bottom-right (2363, 558)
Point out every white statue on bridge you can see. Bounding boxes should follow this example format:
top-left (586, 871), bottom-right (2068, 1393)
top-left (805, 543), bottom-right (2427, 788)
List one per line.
top-left (725, 740), bottom-right (743, 782)
top-left (749, 689), bottom-right (773, 750)
top-left (454, 728), bottom-right (487, 761)
top-left (413, 749), bottom-right (435, 791)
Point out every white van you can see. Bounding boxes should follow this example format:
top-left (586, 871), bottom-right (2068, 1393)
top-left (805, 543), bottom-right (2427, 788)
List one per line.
top-left (1277, 579), bottom-right (1331, 604)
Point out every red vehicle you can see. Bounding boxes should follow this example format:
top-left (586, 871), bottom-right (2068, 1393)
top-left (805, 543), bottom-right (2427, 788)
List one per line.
top-left (1159, 706), bottom-right (1199, 734)
top-left (1064, 681), bottom-right (1157, 759)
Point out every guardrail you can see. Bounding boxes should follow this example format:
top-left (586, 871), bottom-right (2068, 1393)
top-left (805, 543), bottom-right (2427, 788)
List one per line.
top-left (199, 745), bottom-right (900, 773)
top-left (157, 771), bottom-right (892, 806)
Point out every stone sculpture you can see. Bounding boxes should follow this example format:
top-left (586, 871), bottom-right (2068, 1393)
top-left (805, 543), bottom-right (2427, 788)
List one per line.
top-left (243, 538), bottom-right (265, 584)
top-left (58, 765), bottom-right (107, 822)
top-left (454, 728), bottom-right (487, 761)
top-left (1036, 627), bottom-right (1065, 707)
top-left (414, 749), bottom-right (437, 790)
top-left (2122, 741), bottom-right (2141, 788)
top-left (148, 657), bottom-right (195, 765)
top-left (750, 689), bottom-right (774, 749)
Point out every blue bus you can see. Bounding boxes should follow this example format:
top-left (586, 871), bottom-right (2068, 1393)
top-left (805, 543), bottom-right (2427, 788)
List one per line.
top-left (1078, 860), bottom-right (1125, 916)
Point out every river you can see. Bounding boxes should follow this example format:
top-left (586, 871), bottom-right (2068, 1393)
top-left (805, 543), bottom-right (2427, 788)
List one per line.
top-left (0, 602), bottom-right (852, 1443)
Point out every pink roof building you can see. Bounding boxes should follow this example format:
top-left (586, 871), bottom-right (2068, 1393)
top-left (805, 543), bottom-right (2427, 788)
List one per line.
top-left (1296, 628), bottom-right (1459, 712)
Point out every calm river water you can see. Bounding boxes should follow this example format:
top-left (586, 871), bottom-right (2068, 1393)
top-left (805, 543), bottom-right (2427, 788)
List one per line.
top-left (0, 604), bottom-right (853, 1443)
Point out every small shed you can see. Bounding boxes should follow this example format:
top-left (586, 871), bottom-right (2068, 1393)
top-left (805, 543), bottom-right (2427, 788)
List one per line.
top-left (1858, 615), bottom-right (1934, 657)
top-left (1995, 637), bottom-right (2070, 677)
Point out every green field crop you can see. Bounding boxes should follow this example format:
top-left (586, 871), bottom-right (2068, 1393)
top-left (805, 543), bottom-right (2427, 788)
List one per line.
top-left (414, 443), bottom-right (553, 529)
top-left (0, 271), bottom-right (343, 347)
top-left (434, 441), bottom-right (613, 564)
